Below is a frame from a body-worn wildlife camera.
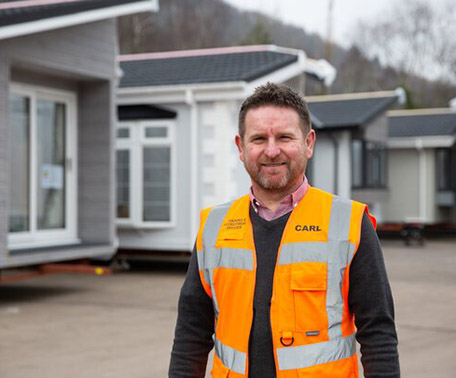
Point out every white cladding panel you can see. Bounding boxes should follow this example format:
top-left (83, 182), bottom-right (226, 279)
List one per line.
top-left (383, 149), bottom-right (421, 223)
top-left (312, 133), bottom-right (335, 193)
top-left (337, 131), bottom-right (351, 199)
top-left (424, 149), bottom-right (436, 223)
top-left (117, 103), bottom-right (193, 251)
top-left (385, 146), bottom-right (456, 225)
top-left (199, 101), bottom-right (248, 209)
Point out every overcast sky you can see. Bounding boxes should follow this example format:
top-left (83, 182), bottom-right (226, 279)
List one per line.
top-left (223, 0), bottom-right (446, 47)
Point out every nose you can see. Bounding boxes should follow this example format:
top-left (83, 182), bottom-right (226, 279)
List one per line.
top-left (264, 138), bottom-right (281, 159)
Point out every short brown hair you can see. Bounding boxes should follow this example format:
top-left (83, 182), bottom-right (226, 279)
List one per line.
top-left (238, 82), bottom-right (311, 139)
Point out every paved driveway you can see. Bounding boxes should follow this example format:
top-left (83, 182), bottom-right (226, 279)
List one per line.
top-left (0, 239), bottom-right (455, 377)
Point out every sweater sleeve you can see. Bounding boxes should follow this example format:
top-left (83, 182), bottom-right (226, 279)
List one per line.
top-left (349, 213), bottom-right (401, 378)
top-left (169, 246), bottom-right (215, 378)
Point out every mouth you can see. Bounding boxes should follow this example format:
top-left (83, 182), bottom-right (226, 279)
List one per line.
top-left (260, 162), bottom-right (287, 175)
top-left (261, 162), bottom-right (287, 167)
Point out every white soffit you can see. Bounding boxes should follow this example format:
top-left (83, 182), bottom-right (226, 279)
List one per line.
top-left (117, 81), bottom-right (247, 104)
top-left (0, 0), bottom-right (159, 40)
top-left (388, 135), bottom-right (455, 149)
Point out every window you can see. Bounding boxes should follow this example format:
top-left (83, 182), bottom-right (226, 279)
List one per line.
top-left (436, 148), bottom-right (455, 191)
top-left (8, 84), bottom-right (77, 249)
top-left (351, 140), bottom-right (363, 188)
top-left (9, 95), bottom-right (30, 233)
top-left (351, 140), bottom-right (387, 189)
top-left (116, 121), bottom-right (175, 228)
top-left (116, 149), bottom-right (130, 219)
top-left (365, 142), bottom-right (387, 188)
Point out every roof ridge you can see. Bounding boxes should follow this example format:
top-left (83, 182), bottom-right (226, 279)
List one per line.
top-left (118, 45), bottom-right (279, 62)
top-left (0, 0), bottom-right (84, 11)
top-left (388, 108), bottom-right (456, 116)
top-left (305, 90), bottom-right (397, 103)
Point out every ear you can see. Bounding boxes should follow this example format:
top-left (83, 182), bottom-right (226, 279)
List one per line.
top-left (235, 134), bottom-right (245, 162)
top-left (305, 129), bottom-right (316, 159)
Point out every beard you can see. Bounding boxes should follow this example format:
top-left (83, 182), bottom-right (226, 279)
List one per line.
top-left (243, 153), bottom-right (307, 191)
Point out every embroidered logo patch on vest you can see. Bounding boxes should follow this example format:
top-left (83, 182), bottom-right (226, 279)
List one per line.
top-left (224, 218), bottom-right (246, 230)
top-left (295, 225), bottom-right (322, 232)
top-left (218, 217), bottom-right (247, 240)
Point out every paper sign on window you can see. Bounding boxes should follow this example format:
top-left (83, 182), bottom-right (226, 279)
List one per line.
top-left (41, 164), bottom-right (64, 189)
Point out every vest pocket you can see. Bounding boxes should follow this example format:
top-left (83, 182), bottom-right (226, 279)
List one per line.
top-left (290, 262), bottom-right (328, 333)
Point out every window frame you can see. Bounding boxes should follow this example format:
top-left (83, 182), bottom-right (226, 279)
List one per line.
top-left (435, 147), bottom-right (455, 191)
top-left (351, 139), bottom-right (388, 190)
top-left (365, 141), bottom-right (387, 189)
top-left (116, 123), bottom-right (135, 225)
top-left (116, 120), bottom-right (176, 229)
top-left (8, 83), bottom-right (78, 250)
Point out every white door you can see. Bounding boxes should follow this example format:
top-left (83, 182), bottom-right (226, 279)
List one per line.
top-left (8, 84), bottom-right (78, 250)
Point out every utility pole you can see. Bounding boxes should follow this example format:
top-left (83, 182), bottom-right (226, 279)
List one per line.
top-left (323, 0), bottom-right (334, 94)
top-left (325, 0), bottom-right (334, 63)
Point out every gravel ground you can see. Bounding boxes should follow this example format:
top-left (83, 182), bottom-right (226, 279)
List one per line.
top-left (0, 238), bottom-right (455, 377)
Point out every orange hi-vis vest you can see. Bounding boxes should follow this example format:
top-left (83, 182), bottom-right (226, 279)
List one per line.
top-left (196, 187), bottom-right (376, 378)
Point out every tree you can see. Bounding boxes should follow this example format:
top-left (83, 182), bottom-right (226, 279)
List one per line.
top-left (116, 0), bottom-right (456, 105)
top-left (242, 16), bottom-right (273, 45)
top-left (352, 0), bottom-right (456, 87)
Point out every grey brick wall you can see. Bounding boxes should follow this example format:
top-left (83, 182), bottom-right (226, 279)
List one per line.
top-left (11, 68), bottom-right (78, 93)
top-left (0, 19), bottom-right (117, 80)
top-left (78, 80), bottom-right (115, 243)
top-left (364, 114), bottom-right (389, 143)
top-left (0, 19), bottom-right (118, 264)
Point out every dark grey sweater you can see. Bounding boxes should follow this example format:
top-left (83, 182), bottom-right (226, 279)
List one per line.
top-left (169, 208), bottom-right (400, 378)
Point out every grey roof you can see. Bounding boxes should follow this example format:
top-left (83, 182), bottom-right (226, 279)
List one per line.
top-left (307, 96), bottom-right (398, 129)
top-left (0, 0), bottom-right (144, 27)
top-left (119, 51), bottom-right (298, 87)
top-left (389, 112), bottom-right (456, 137)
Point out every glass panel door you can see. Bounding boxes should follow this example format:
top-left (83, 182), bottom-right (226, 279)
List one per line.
top-left (36, 99), bottom-right (66, 230)
top-left (143, 146), bottom-right (171, 222)
top-left (116, 149), bottom-right (130, 219)
top-left (8, 95), bottom-right (30, 232)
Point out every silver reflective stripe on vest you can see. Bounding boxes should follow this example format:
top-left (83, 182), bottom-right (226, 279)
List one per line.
top-left (277, 334), bottom-right (356, 370)
top-left (279, 240), bottom-right (356, 267)
top-left (199, 201), bottom-right (234, 319)
top-left (326, 196), bottom-right (353, 339)
top-left (214, 337), bottom-right (247, 374)
top-left (196, 250), bottom-right (212, 289)
top-left (196, 247), bottom-right (254, 297)
top-left (202, 202), bottom-right (234, 249)
top-left (348, 242), bottom-right (356, 264)
top-left (199, 248), bottom-right (253, 271)
top-left (278, 242), bottom-right (328, 265)
top-left (278, 241), bottom-right (355, 266)
top-left (328, 196), bottom-right (352, 241)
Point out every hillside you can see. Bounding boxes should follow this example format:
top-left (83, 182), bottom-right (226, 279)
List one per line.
top-left (117, 0), bottom-right (456, 107)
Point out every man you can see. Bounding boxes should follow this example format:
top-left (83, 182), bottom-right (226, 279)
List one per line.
top-left (169, 83), bottom-right (400, 377)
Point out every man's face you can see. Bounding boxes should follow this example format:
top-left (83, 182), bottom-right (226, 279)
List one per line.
top-left (235, 105), bottom-right (315, 193)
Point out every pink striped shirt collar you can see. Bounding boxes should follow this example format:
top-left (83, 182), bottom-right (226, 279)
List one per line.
top-left (249, 177), bottom-right (309, 221)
